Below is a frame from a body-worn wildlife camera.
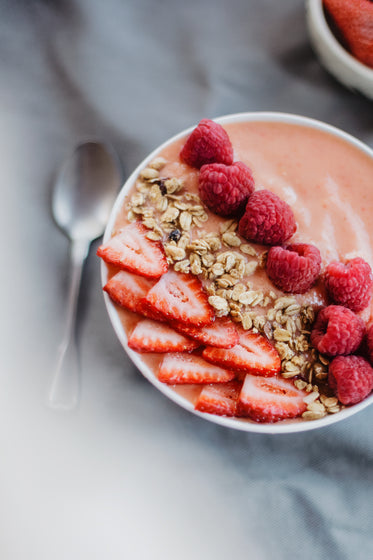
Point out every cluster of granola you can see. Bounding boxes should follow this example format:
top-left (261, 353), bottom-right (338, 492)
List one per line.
top-left (125, 158), bottom-right (342, 420)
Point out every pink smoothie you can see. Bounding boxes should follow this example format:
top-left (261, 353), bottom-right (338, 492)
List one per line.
top-left (109, 120), bottom-right (373, 419)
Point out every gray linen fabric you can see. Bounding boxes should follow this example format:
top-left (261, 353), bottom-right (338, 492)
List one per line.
top-left (1, 1), bottom-right (372, 559)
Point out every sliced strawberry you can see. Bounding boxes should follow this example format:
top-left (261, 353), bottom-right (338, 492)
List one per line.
top-left (143, 270), bottom-right (214, 327)
top-left (104, 270), bottom-right (164, 320)
top-left (195, 380), bottom-right (242, 416)
top-left (158, 353), bottom-right (235, 384)
top-left (173, 317), bottom-right (239, 348)
top-left (128, 319), bottom-right (200, 353)
top-left (237, 374), bottom-right (307, 423)
top-left (202, 330), bottom-right (281, 376)
top-left (97, 222), bottom-right (168, 278)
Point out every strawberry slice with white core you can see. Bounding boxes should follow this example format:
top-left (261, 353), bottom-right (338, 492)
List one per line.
top-left (173, 317), bottom-right (239, 348)
top-left (103, 270), bottom-right (164, 320)
top-left (195, 380), bottom-right (242, 416)
top-left (158, 353), bottom-right (235, 384)
top-left (128, 319), bottom-right (200, 353)
top-left (97, 222), bottom-right (168, 278)
top-left (202, 330), bottom-right (281, 376)
top-left (144, 270), bottom-right (214, 327)
top-left (237, 374), bottom-right (308, 423)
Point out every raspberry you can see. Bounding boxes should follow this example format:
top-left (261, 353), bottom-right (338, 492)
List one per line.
top-left (324, 257), bottom-right (373, 312)
top-left (198, 161), bottom-right (255, 218)
top-left (310, 305), bottom-right (365, 357)
top-left (180, 119), bottom-right (234, 169)
top-left (266, 243), bottom-right (321, 294)
top-left (238, 190), bottom-right (296, 245)
top-left (328, 355), bottom-right (373, 405)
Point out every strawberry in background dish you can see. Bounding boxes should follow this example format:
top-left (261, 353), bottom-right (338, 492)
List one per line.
top-left (323, 0), bottom-right (373, 68)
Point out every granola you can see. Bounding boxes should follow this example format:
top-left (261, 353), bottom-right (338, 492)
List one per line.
top-left (122, 156), bottom-right (344, 419)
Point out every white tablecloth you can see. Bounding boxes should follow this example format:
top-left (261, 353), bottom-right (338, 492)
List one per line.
top-left (1, 1), bottom-right (372, 558)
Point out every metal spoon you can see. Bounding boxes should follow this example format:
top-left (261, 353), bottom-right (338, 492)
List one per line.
top-left (48, 141), bottom-right (122, 410)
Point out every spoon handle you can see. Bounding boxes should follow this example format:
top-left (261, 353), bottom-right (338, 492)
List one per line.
top-left (48, 238), bottom-right (90, 410)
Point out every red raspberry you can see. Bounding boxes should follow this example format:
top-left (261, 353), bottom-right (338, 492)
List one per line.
top-left (310, 305), bottom-right (365, 356)
top-left (328, 355), bottom-right (373, 405)
top-left (238, 190), bottom-right (296, 245)
top-left (198, 161), bottom-right (255, 218)
top-left (266, 243), bottom-right (321, 294)
top-left (324, 257), bottom-right (373, 312)
top-left (180, 119), bottom-right (234, 169)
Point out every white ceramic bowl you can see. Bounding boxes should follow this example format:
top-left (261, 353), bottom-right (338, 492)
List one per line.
top-left (101, 112), bottom-right (373, 434)
top-left (306, 0), bottom-right (373, 100)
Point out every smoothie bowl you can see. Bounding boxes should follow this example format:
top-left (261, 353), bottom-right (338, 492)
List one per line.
top-left (98, 112), bottom-right (373, 433)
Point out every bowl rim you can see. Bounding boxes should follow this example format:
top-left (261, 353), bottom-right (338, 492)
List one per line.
top-left (307, 0), bottom-right (373, 80)
top-left (101, 111), bottom-right (373, 434)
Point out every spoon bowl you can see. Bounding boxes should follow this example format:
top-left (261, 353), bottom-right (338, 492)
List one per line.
top-left (53, 142), bottom-right (121, 240)
top-left (49, 141), bottom-right (122, 410)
